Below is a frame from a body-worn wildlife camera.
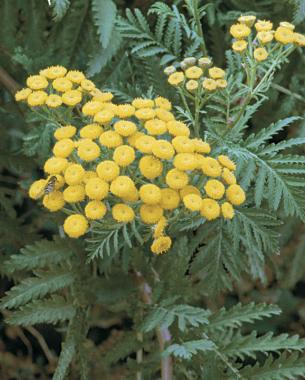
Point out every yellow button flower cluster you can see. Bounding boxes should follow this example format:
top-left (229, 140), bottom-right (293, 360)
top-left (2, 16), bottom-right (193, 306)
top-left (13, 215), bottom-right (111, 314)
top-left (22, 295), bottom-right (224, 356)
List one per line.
top-left (164, 56), bottom-right (227, 93)
top-left (18, 66), bottom-right (246, 255)
top-left (230, 16), bottom-right (305, 60)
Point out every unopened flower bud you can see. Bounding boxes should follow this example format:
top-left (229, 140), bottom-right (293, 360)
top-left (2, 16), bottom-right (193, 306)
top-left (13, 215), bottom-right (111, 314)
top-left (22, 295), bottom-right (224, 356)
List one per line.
top-left (198, 57), bottom-right (212, 68)
top-left (164, 65), bottom-right (176, 76)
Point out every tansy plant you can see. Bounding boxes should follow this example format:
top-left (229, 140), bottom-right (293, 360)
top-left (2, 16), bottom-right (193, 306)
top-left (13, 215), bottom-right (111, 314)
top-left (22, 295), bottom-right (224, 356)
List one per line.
top-left (19, 65), bottom-right (245, 256)
top-left (3, 8), bottom-right (305, 380)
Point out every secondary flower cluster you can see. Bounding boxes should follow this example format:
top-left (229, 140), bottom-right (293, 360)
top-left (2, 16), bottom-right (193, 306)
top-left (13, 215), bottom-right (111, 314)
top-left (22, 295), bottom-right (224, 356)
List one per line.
top-left (17, 67), bottom-right (245, 255)
top-left (164, 56), bottom-right (227, 93)
top-left (230, 16), bottom-right (305, 60)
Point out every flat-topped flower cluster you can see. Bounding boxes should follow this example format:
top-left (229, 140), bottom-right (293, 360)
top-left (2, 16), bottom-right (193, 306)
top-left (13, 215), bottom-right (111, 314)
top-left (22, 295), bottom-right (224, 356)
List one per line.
top-left (16, 66), bottom-right (245, 254)
top-left (230, 16), bottom-right (305, 60)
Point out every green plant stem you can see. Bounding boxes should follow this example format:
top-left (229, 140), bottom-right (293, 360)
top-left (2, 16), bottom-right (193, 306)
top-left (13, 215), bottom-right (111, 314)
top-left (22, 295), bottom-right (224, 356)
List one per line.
top-left (135, 271), bottom-right (173, 380)
top-left (192, 0), bottom-right (207, 56)
top-left (136, 332), bottom-right (143, 380)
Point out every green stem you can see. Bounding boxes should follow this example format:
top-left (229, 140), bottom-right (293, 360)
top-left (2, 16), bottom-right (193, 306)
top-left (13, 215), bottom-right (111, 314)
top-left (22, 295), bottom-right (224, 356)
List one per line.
top-left (192, 0), bottom-right (207, 56)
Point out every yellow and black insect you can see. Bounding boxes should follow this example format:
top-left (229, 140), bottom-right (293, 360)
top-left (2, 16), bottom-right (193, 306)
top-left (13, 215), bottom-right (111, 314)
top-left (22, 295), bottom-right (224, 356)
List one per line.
top-left (38, 176), bottom-right (57, 198)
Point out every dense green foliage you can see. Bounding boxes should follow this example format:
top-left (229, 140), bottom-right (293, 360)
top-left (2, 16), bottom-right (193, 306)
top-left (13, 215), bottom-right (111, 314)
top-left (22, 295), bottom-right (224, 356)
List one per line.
top-left (1, 0), bottom-right (305, 379)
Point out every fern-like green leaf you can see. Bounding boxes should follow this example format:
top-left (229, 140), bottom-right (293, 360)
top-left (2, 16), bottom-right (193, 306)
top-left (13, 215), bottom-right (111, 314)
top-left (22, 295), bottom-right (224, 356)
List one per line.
top-left (164, 339), bottom-right (215, 360)
top-left (91, 0), bottom-right (117, 48)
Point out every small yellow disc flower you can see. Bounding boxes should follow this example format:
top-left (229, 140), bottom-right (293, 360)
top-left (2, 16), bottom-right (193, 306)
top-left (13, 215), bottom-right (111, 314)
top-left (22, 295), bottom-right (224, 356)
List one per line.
top-left (63, 184), bottom-right (85, 203)
top-left (160, 188), bottom-right (180, 210)
top-left (46, 94), bottom-right (62, 108)
top-left (132, 98), bottom-right (154, 109)
top-left (183, 194), bottom-right (202, 211)
top-left (166, 168), bottom-right (189, 189)
top-left (201, 157), bottom-right (222, 177)
top-left (29, 179), bottom-right (47, 200)
top-left (53, 139), bottom-right (74, 158)
top-left (204, 179), bottom-right (225, 200)
top-left (185, 66), bottom-right (203, 79)
top-left (167, 121), bottom-right (190, 137)
top-left (15, 88), bottom-right (32, 101)
top-left (172, 136), bottom-right (195, 153)
top-left (116, 104), bottom-right (135, 118)
top-left (139, 184), bottom-right (162, 205)
top-left (54, 125), bottom-right (76, 140)
top-left (238, 15), bottom-right (256, 27)
top-left (174, 153), bottom-right (198, 171)
top-left (94, 110), bottom-right (114, 124)
top-left (153, 216), bottom-right (168, 238)
top-left (209, 67), bottom-right (225, 79)
top-left (230, 23), bottom-right (251, 39)
top-left (202, 78), bottom-right (217, 91)
top-left (180, 185), bottom-right (201, 199)
top-left (26, 75), bottom-right (48, 90)
top-left (112, 204), bottom-right (135, 223)
top-left (200, 198), bottom-right (221, 220)
top-left (85, 178), bottom-right (109, 200)
top-left (82, 101), bottom-right (103, 116)
top-left (62, 90), bottom-right (82, 106)
top-left (254, 47), bottom-right (268, 61)
top-left (222, 168), bottom-right (237, 185)
top-left (155, 97), bottom-right (172, 110)
top-left (294, 33), bottom-right (305, 47)
top-left (100, 131), bottom-right (123, 148)
top-left (64, 164), bottom-right (85, 185)
top-left (274, 26), bottom-right (294, 44)
top-left (43, 191), bottom-right (65, 212)
top-left (96, 160), bottom-right (120, 182)
top-left (44, 157), bottom-right (68, 174)
top-left (66, 70), bottom-right (85, 83)
top-left (152, 140), bottom-right (175, 160)
top-left (81, 79), bottom-right (95, 91)
top-left (226, 184), bottom-right (246, 205)
top-left (139, 155), bottom-right (163, 179)
top-left (135, 107), bottom-right (156, 120)
top-left (77, 139), bottom-right (101, 161)
top-left (218, 155), bottom-right (236, 171)
top-left (255, 20), bottom-right (273, 32)
top-left (80, 124), bottom-right (103, 139)
top-left (135, 135), bottom-right (156, 154)
top-left (110, 176), bottom-right (136, 198)
top-left (114, 120), bottom-right (137, 137)
top-left (280, 21), bottom-right (295, 31)
top-left (113, 145), bottom-right (135, 167)
top-left (27, 91), bottom-right (48, 106)
top-left (257, 31), bottom-right (274, 44)
top-left (85, 200), bottom-right (107, 220)
top-left (232, 40), bottom-right (248, 52)
top-left (221, 202), bottom-right (235, 219)
top-left (40, 66), bottom-right (67, 79)
top-left (53, 77), bottom-right (73, 92)
top-left (64, 214), bottom-right (88, 238)
top-left (168, 72), bottom-right (185, 86)
top-left (151, 236), bottom-right (172, 255)
top-left (140, 204), bottom-right (164, 224)
top-left (145, 119), bottom-right (167, 135)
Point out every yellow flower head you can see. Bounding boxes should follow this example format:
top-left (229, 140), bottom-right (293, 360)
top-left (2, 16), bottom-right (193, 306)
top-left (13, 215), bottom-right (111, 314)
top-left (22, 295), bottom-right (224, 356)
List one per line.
top-left (257, 31), bottom-right (274, 44)
top-left (92, 91), bottom-right (113, 102)
top-left (82, 101), bottom-right (103, 116)
top-left (53, 77), bottom-right (73, 92)
top-left (26, 75), bottom-right (48, 90)
top-left (174, 153), bottom-right (198, 171)
top-left (274, 26), bottom-right (294, 44)
top-left (160, 188), bottom-right (180, 210)
top-left (43, 191), bottom-right (65, 212)
top-left (62, 90), bottom-right (82, 106)
top-left (183, 194), bottom-right (202, 211)
top-left (15, 88), bottom-right (32, 101)
top-left (64, 214), bottom-right (88, 238)
top-left (280, 21), bottom-right (295, 31)
top-left (94, 110), bottom-right (114, 124)
top-left (153, 216), bottom-right (168, 238)
top-left (54, 125), bottom-right (76, 140)
top-left (139, 184), bottom-right (162, 205)
top-left (46, 94), bottom-right (62, 108)
top-left (85, 200), bottom-right (107, 220)
top-left (44, 157), bottom-right (68, 174)
top-left (232, 40), bottom-right (248, 52)
top-left (255, 20), bottom-right (273, 32)
top-left (85, 178), bottom-right (109, 200)
top-left (221, 202), bottom-right (235, 219)
top-left (254, 47), bottom-right (268, 61)
top-left (172, 136), bottom-right (195, 153)
top-left (166, 168), bottom-right (189, 189)
top-left (204, 179), bottom-right (225, 200)
top-left (145, 119), bottom-right (167, 135)
top-left (29, 179), bottom-right (47, 200)
top-left (81, 79), bottom-right (95, 91)
top-left (192, 139), bottom-right (211, 154)
top-left (222, 168), bottom-right (236, 185)
top-left (216, 79), bottom-right (228, 89)
top-left (218, 155), bottom-right (236, 171)
top-left (151, 236), bottom-right (172, 255)
top-left (140, 204), bottom-right (163, 224)
top-left (168, 72), bottom-right (185, 86)
top-left (152, 140), bottom-right (175, 160)
top-left (201, 157), bottom-right (222, 177)
top-left (186, 80), bottom-right (199, 92)
top-left (209, 67), bottom-right (225, 79)
top-left (27, 91), bottom-right (48, 106)
top-left (110, 176), bottom-right (135, 198)
top-left (77, 139), bottom-right (101, 161)
top-left (294, 33), bottom-right (305, 47)
top-left (100, 131), bottom-right (123, 148)
top-left (112, 204), bottom-right (135, 223)
top-left (64, 164), bottom-right (85, 185)
top-left (132, 98), bottom-right (155, 109)
top-left (230, 23), bottom-right (251, 39)
top-left (113, 145), bottom-right (135, 167)
top-left (53, 138), bottom-right (74, 158)
top-left (200, 198), bottom-right (220, 220)
top-left (114, 120), bottom-right (137, 137)
top-left (66, 70), bottom-right (85, 83)
top-left (167, 121), bottom-right (190, 137)
top-left (40, 66), bottom-right (67, 79)
top-left (135, 108), bottom-right (156, 120)
top-left (116, 104), bottom-right (135, 118)
top-left (202, 78), bottom-right (217, 91)
top-left (97, 160), bottom-right (120, 182)
top-left (238, 15), bottom-right (256, 27)
top-left (226, 184), bottom-right (246, 205)
top-left (139, 155), bottom-right (163, 179)
top-left (155, 97), bottom-right (172, 110)
top-left (80, 124), bottom-right (103, 139)
top-left (185, 66), bottom-right (203, 79)
top-left (180, 185), bottom-right (200, 199)
top-left (63, 184), bottom-right (85, 203)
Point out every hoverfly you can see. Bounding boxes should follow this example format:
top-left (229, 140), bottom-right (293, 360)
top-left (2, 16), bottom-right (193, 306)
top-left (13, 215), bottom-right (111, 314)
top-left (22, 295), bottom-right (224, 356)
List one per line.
top-left (38, 176), bottom-right (57, 198)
